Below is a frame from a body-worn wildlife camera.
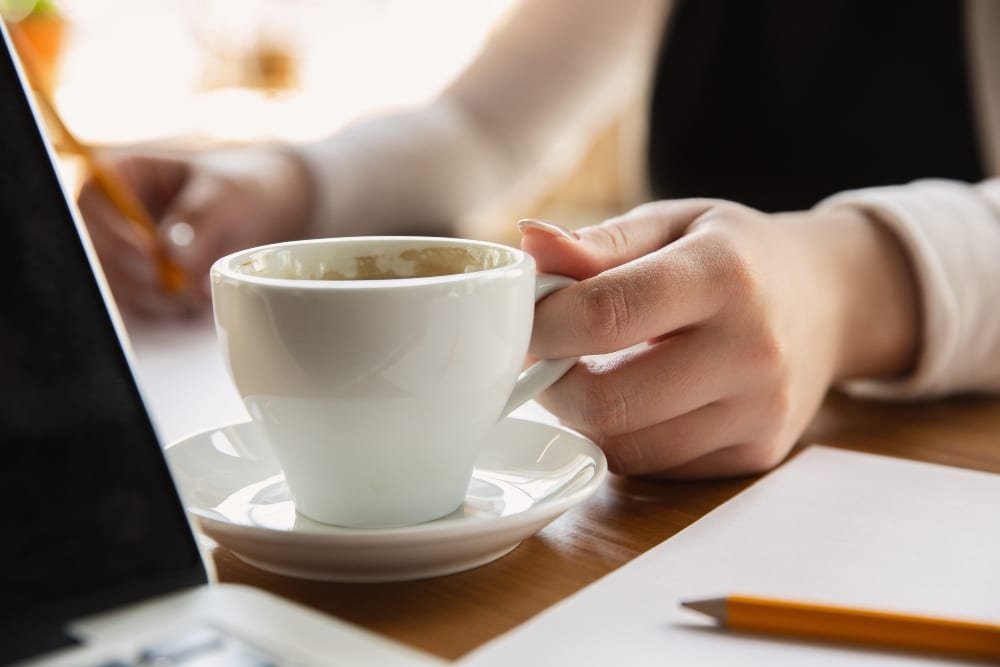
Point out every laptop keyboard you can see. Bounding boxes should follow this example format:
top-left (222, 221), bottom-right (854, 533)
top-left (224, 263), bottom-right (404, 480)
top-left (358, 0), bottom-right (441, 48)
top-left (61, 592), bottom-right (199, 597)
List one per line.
top-left (88, 625), bottom-right (293, 667)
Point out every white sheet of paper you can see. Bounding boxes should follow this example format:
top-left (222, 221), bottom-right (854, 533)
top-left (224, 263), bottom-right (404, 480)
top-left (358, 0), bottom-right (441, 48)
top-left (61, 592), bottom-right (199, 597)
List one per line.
top-left (460, 446), bottom-right (1000, 665)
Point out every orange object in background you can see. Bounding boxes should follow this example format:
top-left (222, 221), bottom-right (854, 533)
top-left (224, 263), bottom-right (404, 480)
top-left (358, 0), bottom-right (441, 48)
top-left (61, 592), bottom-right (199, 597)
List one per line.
top-left (4, 3), bottom-right (67, 93)
top-left (8, 16), bottom-right (191, 299)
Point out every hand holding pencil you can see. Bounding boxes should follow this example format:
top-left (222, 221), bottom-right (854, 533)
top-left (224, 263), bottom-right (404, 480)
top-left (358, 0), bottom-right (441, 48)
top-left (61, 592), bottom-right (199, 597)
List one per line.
top-left (9, 20), bottom-right (313, 318)
top-left (75, 150), bottom-right (313, 318)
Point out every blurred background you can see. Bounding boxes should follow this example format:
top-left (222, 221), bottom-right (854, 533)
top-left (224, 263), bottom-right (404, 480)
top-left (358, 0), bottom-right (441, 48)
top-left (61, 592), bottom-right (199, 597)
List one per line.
top-left (4, 0), bottom-right (635, 244)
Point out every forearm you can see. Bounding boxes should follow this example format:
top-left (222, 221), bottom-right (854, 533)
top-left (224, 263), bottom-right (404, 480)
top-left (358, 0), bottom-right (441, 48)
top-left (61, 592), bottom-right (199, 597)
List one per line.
top-left (293, 0), bottom-right (670, 238)
top-left (293, 102), bottom-right (502, 237)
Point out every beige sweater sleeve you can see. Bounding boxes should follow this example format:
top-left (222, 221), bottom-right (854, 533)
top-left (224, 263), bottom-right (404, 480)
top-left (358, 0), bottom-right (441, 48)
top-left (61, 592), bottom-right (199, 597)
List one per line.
top-left (818, 179), bottom-right (1000, 398)
top-left (291, 0), bottom-right (669, 237)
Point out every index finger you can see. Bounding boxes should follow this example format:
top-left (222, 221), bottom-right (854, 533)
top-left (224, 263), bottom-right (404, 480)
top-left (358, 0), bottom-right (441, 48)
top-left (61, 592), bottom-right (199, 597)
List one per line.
top-left (530, 229), bottom-right (731, 358)
top-left (522, 199), bottom-right (717, 279)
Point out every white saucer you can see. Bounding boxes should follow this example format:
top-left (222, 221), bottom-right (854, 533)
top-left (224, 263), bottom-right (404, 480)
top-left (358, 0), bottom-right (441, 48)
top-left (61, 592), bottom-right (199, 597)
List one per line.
top-left (165, 417), bottom-right (607, 582)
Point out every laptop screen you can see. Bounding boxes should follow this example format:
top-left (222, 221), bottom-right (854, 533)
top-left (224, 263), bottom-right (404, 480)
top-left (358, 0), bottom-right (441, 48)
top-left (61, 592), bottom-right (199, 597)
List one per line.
top-left (0, 28), bottom-right (205, 660)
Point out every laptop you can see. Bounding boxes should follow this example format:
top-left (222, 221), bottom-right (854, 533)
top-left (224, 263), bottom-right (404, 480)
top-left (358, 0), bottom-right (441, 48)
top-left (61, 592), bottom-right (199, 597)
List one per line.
top-left (0, 24), bottom-right (443, 667)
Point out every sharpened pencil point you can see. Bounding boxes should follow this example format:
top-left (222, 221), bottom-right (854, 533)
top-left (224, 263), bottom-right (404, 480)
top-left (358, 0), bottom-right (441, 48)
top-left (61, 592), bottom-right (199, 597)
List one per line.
top-left (681, 597), bottom-right (728, 623)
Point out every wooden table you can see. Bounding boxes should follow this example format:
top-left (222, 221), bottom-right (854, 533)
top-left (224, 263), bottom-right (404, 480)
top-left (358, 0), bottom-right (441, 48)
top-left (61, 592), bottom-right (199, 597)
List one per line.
top-left (210, 391), bottom-right (1000, 661)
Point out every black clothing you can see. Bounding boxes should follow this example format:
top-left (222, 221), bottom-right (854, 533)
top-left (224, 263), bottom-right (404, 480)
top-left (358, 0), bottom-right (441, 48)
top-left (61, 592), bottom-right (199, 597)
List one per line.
top-left (646, 0), bottom-right (983, 212)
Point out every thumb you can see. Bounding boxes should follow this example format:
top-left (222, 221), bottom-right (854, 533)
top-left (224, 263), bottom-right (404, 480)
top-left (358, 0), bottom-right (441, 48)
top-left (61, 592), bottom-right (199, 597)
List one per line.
top-left (519, 199), bottom-right (717, 279)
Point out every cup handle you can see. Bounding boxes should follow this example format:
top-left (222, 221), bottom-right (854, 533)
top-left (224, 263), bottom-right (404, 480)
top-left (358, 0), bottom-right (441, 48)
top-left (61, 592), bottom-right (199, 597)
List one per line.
top-left (499, 273), bottom-right (578, 419)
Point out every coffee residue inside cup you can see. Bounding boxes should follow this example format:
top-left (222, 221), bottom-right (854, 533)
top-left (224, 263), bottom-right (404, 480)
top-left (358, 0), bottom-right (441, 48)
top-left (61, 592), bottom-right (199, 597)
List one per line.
top-left (237, 244), bottom-right (510, 280)
top-left (319, 247), bottom-right (498, 280)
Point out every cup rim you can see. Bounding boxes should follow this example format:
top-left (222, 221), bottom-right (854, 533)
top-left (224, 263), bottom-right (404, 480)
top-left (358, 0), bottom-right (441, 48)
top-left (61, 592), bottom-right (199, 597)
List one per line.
top-left (210, 236), bottom-right (531, 289)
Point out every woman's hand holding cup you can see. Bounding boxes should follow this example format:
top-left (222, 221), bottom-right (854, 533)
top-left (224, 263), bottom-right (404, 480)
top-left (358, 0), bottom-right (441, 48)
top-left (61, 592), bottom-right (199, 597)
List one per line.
top-left (520, 199), bottom-right (920, 479)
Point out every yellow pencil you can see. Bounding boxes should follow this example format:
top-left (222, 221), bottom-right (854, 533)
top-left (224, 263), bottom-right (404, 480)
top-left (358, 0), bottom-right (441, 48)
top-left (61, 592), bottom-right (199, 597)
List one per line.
top-left (8, 21), bottom-right (189, 296)
top-left (682, 595), bottom-right (1000, 660)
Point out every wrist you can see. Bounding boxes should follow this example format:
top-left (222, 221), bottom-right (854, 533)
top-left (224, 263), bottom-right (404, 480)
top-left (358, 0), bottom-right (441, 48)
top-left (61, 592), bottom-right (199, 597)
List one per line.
top-left (806, 206), bottom-right (921, 382)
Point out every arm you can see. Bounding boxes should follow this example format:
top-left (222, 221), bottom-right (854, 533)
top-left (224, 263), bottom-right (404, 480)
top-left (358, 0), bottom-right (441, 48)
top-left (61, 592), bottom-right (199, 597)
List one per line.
top-left (78, 0), bottom-right (670, 316)
top-left (293, 0), bottom-right (671, 237)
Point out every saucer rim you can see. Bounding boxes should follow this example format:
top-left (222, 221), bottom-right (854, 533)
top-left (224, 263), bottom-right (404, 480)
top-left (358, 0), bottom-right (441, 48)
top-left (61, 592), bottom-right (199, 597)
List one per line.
top-left (167, 416), bottom-right (608, 543)
top-left (232, 543), bottom-right (522, 583)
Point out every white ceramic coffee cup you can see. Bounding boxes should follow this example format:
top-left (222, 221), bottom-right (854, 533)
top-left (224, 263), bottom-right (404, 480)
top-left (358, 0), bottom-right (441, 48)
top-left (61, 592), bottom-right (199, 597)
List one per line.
top-left (211, 236), bottom-right (576, 528)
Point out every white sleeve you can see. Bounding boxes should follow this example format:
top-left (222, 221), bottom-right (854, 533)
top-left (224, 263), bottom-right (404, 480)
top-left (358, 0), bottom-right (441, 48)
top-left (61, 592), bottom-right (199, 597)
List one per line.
top-left (816, 178), bottom-right (1000, 399)
top-left (291, 0), bottom-right (670, 237)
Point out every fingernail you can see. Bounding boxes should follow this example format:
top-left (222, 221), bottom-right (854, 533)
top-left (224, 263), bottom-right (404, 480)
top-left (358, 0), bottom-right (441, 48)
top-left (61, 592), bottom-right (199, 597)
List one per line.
top-left (517, 218), bottom-right (580, 241)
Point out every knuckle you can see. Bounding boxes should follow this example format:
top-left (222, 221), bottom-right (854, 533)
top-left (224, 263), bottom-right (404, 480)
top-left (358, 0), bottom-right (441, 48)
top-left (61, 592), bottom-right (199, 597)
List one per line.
top-left (590, 220), bottom-right (632, 256)
top-left (731, 441), bottom-right (788, 475)
top-left (578, 281), bottom-right (631, 349)
top-left (705, 200), bottom-right (748, 221)
top-left (707, 235), bottom-right (754, 292)
top-left (743, 374), bottom-right (793, 434)
top-left (600, 432), bottom-right (646, 475)
top-left (748, 324), bottom-right (786, 372)
top-left (622, 199), bottom-right (674, 221)
top-left (687, 201), bottom-right (748, 234)
top-left (577, 375), bottom-right (631, 435)
top-left (685, 223), bottom-right (753, 294)
top-left (686, 206), bottom-right (759, 292)
top-left (770, 383), bottom-right (793, 420)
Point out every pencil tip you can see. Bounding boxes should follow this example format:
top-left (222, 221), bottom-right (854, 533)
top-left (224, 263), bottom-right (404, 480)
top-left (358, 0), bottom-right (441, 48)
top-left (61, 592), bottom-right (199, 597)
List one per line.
top-left (680, 597), bottom-right (727, 623)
